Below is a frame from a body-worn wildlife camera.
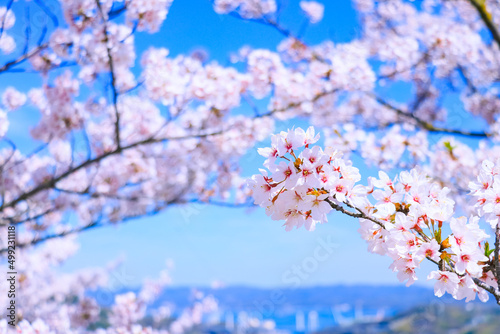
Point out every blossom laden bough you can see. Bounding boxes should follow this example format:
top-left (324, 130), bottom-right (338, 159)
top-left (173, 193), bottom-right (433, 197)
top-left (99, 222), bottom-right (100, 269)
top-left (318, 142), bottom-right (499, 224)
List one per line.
top-left (299, 1), bottom-right (324, 24)
top-left (250, 127), bottom-right (500, 304)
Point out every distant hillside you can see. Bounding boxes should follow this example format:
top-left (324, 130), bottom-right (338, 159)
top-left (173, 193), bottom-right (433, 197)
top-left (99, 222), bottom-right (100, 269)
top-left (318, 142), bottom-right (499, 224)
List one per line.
top-left (92, 284), bottom-right (495, 310)
top-left (88, 285), bottom-right (499, 333)
top-left (150, 285), bottom-right (438, 310)
top-left (316, 303), bottom-right (500, 334)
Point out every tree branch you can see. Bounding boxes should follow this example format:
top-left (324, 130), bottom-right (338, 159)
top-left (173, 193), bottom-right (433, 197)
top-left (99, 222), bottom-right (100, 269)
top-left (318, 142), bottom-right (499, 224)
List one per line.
top-left (0, 130), bottom-right (224, 214)
top-left (257, 89), bottom-right (339, 118)
top-left (468, 0), bottom-right (500, 50)
top-left (372, 94), bottom-right (490, 138)
top-left (0, 168), bottom-right (200, 253)
top-left (33, 0), bottom-right (59, 27)
top-left (326, 196), bottom-right (500, 304)
top-left (0, 43), bottom-right (49, 73)
top-left (326, 197), bottom-right (384, 228)
top-left (0, 0), bottom-right (14, 37)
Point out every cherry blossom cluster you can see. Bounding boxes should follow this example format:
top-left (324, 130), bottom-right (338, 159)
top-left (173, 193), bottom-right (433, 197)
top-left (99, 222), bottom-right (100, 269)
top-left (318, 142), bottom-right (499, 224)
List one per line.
top-left (0, 237), bottom-right (107, 332)
top-left (250, 127), bottom-right (499, 303)
top-left (213, 0), bottom-right (277, 19)
top-left (125, 0), bottom-right (174, 33)
top-left (0, 6), bottom-right (16, 54)
top-left (249, 127), bottom-right (363, 231)
top-left (3, 288), bottom-right (218, 334)
top-left (29, 71), bottom-right (83, 141)
top-left (299, 1), bottom-right (324, 24)
top-left (470, 160), bottom-right (500, 229)
top-left (0, 242), bottom-right (218, 334)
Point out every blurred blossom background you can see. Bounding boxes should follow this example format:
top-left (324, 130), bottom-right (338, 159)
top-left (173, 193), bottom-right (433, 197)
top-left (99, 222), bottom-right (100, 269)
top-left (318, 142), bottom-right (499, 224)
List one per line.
top-left (1, 0), bottom-right (500, 333)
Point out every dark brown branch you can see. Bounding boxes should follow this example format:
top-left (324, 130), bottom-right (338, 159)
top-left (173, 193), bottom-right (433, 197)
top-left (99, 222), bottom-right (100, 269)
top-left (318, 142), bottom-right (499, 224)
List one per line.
top-left (0, 130), bottom-right (224, 214)
top-left (468, 0), bottom-right (500, 50)
top-left (0, 43), bottom-right (48, 73)
top-left (53, 186), bottom-right (157, 202)
top-left (257, 89), bottom-right (339, 118)
top-left (9, 221), bottom-right (101, 252)
top-left (373, 94), bottom-right (489, 138)
top-left (326, 197), bottom-right (384, 228)
top-left (473, 278), bottom-right (500, 305)
top-left (0, 167), bottom-right (198, 253)
top-left (0, 203), bottom-right (173, 254)
top-left (7, 207), bottom-right (59, 226)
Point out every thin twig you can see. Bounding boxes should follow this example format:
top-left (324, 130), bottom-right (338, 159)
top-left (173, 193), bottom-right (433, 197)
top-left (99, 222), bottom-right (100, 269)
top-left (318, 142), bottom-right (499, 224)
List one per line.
top-left (468, 0), bottom-right (500, 50)
top-left (257, 89), bottom-right (339, 118)
top-left (372, 94), bottom-right (489, 138)
top-left (326, 197), bottom-right (384, 228)
top-left (0, 43), bottom-right (49, 73)
top-left (0, 130), bottom-right (224, 213)
top-left (326, 196), bottom-right (500, 303)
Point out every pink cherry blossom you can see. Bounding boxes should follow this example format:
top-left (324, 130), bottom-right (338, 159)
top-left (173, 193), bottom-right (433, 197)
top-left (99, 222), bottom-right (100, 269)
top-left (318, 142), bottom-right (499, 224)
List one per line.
top-left (2, 87), bottom-right (26, 111)
top-left (428, 271), bottom-right (460, 298)
top-left (300, 1), bottom-right (324, 24)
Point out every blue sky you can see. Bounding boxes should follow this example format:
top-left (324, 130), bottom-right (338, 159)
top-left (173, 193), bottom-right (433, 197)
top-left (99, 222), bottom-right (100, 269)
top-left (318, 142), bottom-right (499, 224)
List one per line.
top-left (3, 0), bottom-right (444, 288)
